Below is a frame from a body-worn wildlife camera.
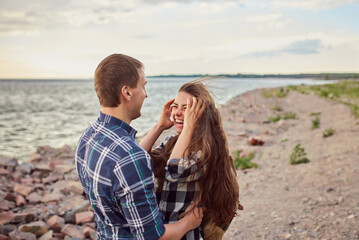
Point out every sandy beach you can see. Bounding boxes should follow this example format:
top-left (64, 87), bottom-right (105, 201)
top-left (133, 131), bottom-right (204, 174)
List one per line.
top-left (1, 82), bottom-right (358, 239)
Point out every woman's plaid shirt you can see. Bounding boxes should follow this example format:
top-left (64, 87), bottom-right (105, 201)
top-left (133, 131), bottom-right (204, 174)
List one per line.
top-left (155, 136), bottom-right (204, 240)
top-left (75, 112), bottom-right (165, 240)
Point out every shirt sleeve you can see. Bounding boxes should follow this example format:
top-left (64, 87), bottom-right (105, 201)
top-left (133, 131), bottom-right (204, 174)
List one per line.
top-left (165, 151), bottom-right (204, 183)
top-left (113, 145), bottom-right (166, 240)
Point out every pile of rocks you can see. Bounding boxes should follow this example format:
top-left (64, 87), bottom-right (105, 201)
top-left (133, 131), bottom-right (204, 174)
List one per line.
top-left (0, 145), bottom-right (96, 240)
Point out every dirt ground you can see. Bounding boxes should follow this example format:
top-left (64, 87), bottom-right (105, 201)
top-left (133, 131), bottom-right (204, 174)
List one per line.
top-left (219, 88), bottom-right (359, 239)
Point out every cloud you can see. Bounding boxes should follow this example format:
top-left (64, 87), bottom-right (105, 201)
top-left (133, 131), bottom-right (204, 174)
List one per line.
top-left (266, 0), bottom-right (359, 10)
top-left (246, 39), bottom-right (326, 57)
top-left (0, 0), bottom-right (139, 35)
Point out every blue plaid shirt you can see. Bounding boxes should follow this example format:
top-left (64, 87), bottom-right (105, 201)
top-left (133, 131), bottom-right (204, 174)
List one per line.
top-left (76, 112), bottom-right (165, 240)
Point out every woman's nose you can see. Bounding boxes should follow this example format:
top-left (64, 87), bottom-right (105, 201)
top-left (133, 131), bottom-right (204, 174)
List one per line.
top-left (175, 108), bottom-right (183, 116)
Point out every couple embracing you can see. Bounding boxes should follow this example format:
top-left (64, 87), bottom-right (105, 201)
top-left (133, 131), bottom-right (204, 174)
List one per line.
top-left (75, 53), bottom-right (240, 240)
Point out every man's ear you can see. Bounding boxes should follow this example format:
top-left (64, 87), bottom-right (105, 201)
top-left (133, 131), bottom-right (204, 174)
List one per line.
top-left (121, 86), bottom-right (132, 102)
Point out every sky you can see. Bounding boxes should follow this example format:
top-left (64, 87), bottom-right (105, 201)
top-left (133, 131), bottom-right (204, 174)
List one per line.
top-left (0, 0), bottom-right (358, 79)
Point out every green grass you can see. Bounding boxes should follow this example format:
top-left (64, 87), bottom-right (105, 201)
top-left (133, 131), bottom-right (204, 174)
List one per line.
top-left (290, 144), bottom-right (310, 165)
top-left (233, 150), bottom-right (258, 170)
top-left (323, 128), bottom-right (336, 138)
top-left (268, 114), bottom-right (281, 122)
top-left (262, 87), bottom-right (289, 98)
top-left (311, 116), bottom-right (320, 130)
top-left (271, 104), bottom-right (283, 112)
top-left (283, 112), bottom-right (297, 120)
top-left (291, 80), bottom-right (359, 118)
top-left (310, 112), bottom-right (321, 116)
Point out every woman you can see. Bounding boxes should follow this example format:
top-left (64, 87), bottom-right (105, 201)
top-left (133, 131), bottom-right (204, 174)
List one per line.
top-left (141, 80), bottom-right (240, 240)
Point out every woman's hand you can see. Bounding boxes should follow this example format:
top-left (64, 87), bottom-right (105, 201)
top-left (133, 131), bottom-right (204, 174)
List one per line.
top-left (183, 97), bottom-right (205, 131)
top-left (158, 99), bottom-right (175, 130)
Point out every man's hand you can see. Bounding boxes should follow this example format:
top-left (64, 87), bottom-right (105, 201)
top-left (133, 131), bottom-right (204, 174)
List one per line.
top-left (182, 203), bottom-right (205, 231)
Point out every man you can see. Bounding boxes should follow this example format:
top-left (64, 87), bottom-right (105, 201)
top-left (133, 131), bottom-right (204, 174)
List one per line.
top-left (76, 54), bottom-right (203, 240)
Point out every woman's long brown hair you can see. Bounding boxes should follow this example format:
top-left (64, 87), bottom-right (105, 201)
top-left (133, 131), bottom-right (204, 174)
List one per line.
top-left (151, 79), bottom-right (240, 226)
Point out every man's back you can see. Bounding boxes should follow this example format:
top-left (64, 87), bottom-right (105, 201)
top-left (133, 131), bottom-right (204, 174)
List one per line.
top-left (75, 112), bottom-right (165, 240)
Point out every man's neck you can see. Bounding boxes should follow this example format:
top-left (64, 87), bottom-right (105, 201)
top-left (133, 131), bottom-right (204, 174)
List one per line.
top-left (101, 106), bottom-right (131, 125)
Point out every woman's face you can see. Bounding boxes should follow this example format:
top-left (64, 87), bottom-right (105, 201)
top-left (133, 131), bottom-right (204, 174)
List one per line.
top-left (171, 91), bottom-right (194, 133)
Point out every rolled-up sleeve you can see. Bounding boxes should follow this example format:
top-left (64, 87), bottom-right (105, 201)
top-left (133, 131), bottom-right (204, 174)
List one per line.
top-left (165, 151), bottom-right (203, 183)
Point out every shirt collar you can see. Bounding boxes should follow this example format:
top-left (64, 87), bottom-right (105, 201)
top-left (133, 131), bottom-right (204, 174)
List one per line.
top-left (99, 112), bottom-right (137, 138)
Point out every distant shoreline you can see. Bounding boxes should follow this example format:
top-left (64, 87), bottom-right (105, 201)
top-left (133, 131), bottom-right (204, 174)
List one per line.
top-left (148, 73), bottom-right (359, 80)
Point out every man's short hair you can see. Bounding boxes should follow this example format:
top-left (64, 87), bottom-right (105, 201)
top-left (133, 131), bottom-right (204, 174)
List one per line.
top-left (94, 53), bottom-right (143, 107)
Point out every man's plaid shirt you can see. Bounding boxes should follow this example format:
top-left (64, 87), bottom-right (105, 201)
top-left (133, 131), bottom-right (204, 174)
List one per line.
top-left (76, 112), bottom-right (165, 240)
top-left (155, 136), bottom-right (204, 240)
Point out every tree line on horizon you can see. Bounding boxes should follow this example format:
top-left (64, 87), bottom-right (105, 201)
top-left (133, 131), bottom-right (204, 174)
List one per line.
top-left (149, 73), bottom-right (359, 80)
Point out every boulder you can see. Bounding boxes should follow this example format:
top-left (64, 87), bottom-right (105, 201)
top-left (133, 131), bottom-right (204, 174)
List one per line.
top-left (64, 180), bottom-right (83, 195)
top-left (0, 212), bottom-right (14, 225)
top-left (75, 211), bottom-right (94, 225)
top-left (11, 213), bottom-right (35, 224)
top-left (15, 195), bottom-right (26, 207)
top-left (8, 229), bottom-right (36, 240)
top-left (61, 224), bottom-right (85, 239)
top-left (27, 153), bottom-right (42, 163)
top-left (41, 192), bottom-right (64, 203)
top-left (46, 215), bottom-right (65, 233)
top-left (18, 221), bottom-right (48, 237)
top-left (38, 230), bottom-right (53, 240)
top-left (26, 192), bottom-right (42, 203)
top-left (13, 184), bottom-right (33, 196)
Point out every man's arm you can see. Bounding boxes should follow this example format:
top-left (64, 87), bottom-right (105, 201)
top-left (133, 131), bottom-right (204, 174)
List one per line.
top-left (160, 206), bottom-right (204, 240)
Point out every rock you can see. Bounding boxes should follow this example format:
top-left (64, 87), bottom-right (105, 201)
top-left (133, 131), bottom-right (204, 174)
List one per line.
top-left (9, 229), bottom-right (36, 240)
top-left (0, 168), bottom-right (9, 175)
top-left (0, 200), bottom-right (14, 211)
top-left (0, 157), bottom-right (18, 168)
top-left (27, 153), bottom-right (42, 163)
top-left (83, 226), bottom-right (96, 238)
top-left (11, 213), bottom-right (36, 224)
top-left (42, 175), bottom-right (59, 184)
top-left (13, 184), bottom-right (33, 196)
top-left (26, 192), bottom-right (42, 203)
top-left (16, 162), bottom-right (34, 174)
top-left (20, 177), bottom-right (33, 185)
top-left (34, 163), bottom-right (52, 172)
top-left (61, 224), bottom-right (85, 239)
top-left (38, 230), bottom-right (53, 240)
top-left (46, 215), bottom-right (65, 233)
top-left (75, 211), bottom-right (94, 224)
top-left (0, 212), bottom-right (14, 225)
top-left (15, 195), bottom-right (26, 207)
top-left (4, 192), bottom-right (16, 202)
top-left (54, 164), bottom-right (73, 174)
top-left (52, 232), bottom-right (64, 239)
top-left (283, 233), bottom-right (292, 239)
top-left (18, 221), bottom-right (48, 237)
top-left (308, 231), bottom-right (318, 238)
top-left (64, 202), bottom-right (91, 224)
top-left (51, 180), bottom-right (67, 192)
top-left (41, 192), bottom-right (64, 203)
top-left (248, 137), bottom-right (265, 146)
top-left (64, 180), bottom-right (84, 195)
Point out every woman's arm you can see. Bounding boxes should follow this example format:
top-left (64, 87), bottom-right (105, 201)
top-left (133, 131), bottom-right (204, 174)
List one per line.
top-left (169, 97), bottom-right (205, 159)
top-left (140, 99), bottom-right (174, 152)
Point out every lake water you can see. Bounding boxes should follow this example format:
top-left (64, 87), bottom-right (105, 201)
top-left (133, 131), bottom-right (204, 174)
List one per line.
top-left (0, 77), bottom-right (333, 161)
